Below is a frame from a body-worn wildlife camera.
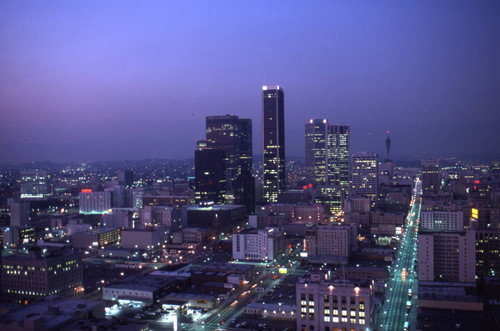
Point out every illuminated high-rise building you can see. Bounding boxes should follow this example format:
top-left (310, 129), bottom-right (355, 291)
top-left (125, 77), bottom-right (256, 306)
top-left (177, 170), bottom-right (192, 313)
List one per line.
top-left (327, 125), bottom-right (350, 193)
top-left (305, 120), bottom-right (350, 213)
top-left (79, 190), bottom-right (112, 214)
top-left (351, 152), bottom-right (378, 209)
top-left (305, 119), bottom-right (328, 185)
top-left (421, 159), bottom-right (440, 195)
top-left (262, 85), bottom-right (285, 203)
top-left (202, 115), bottom-right (255, 213)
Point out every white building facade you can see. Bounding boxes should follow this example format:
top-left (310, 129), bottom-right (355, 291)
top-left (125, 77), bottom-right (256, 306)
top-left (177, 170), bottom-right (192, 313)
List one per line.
top-left (79, 191), bottom-right (111, 214)
top-left (296, 270), bottom-right (373, 331)
top-left (421, 210), bottom-right (464, 232)
top-left (232, 227), bottom-right (282, 261)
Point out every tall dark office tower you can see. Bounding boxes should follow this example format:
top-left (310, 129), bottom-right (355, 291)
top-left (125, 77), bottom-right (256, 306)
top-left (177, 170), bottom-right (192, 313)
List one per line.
top-left (385, 133), bottom-right (392, 163)
top-left (305, 119), bottom-right (329, 185)
top-left (236, 118), bottom-right (256, 213)
top-left (117, 169), bottom-right (134, 187)
top-left (206, 115), bottom-right (241, 179)
top-left (262, 85), bottom-right (285, 203)
top-left (328, 125), bottom-right (350, 195)
top-left (422, 159), bottom-right (440, 195)
top-left (194, 148), bottom-right (226, 205)
top-left (203, 115), bottom-right (255, 213)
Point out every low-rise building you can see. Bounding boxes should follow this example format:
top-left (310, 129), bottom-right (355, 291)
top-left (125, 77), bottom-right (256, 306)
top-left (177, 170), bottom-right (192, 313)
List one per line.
top-left (181, 227), bottom-right (215, 244)
top-left (305, 224), bottom-right (351, 264)
top-left (182, 204), bottom-right (246, 233)
top-left (296, 269), bottom-right (374, 331)
top-left (0, 297), bottom-right (104, 331)
top-left (103, 209), bottom-right (133, 229)
top-left (71, 227), bottom-right (120, 249)
top-left (244, 302), bottom-right (295, 319)
top-left (120, 228), bottom-right (167, 250)
top-left (232, 227), bottom-right (283, 262)
top-left (66, 220), bottom-right (92, 236)
top-left (103, 275), bottom-right (182, 302)
top-left (161, 293), bottom-right (219, 310)
top-left (1, 247), bottom-right (83, 304)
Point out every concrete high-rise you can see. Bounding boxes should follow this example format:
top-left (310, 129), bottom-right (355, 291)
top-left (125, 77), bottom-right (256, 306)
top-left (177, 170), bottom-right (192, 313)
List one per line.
top-left (79, 190), bottom-right (112, 214)
top-left (262, 85), bottom-right (285, 203)
top-left (418, 227), bottom-right (476, 283)
top-left (351, 152), bottom-right (378, 209)
top-left (8, 199), bottom-right (30, 227)
top-left (422, 159), bottom-right (440, 195)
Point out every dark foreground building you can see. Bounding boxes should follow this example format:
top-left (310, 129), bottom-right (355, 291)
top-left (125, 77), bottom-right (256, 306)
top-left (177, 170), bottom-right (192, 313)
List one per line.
top-left (1, 247), bottom-right (83, 304)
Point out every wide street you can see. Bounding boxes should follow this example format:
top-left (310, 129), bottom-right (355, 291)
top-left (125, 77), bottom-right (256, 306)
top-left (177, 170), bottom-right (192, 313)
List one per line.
top-left (183, 243), bottom-right (304, 331)
top-left (376, 178), bottom-right (422, 331)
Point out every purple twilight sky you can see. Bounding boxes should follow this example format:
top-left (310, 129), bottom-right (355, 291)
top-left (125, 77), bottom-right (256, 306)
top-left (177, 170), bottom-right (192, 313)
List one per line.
top-left (1, 1), bottom-right (499, 164)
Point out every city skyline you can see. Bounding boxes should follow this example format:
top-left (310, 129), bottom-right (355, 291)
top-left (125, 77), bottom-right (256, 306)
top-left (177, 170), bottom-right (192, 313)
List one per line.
top-left (1, 1), bottom-right (500, 164)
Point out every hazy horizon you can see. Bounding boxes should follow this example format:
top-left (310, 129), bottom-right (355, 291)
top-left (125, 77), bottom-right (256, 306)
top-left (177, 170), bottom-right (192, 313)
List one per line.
top-left (2, 1), bottom-right (499, 164)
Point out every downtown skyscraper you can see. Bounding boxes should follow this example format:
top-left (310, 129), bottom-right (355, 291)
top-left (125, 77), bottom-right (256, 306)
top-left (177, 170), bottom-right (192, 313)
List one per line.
top-left (195, 115), bottom-right (255, 213)
top-left (262, 85), bottom-right (285, 203)
top-left (421, 159), bottom-right (440, 195)
top-left (350, 152), bottom-right (378, 209)
top-left (305, 119), bottom-right (329, 185)
top-left (305, 119), bottom-right (350, 213)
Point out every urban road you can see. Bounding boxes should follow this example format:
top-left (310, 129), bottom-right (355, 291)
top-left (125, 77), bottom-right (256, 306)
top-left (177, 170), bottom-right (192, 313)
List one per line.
top-left (376, 178), bottom-right (422, 331)
top-left (185, 245), bottom-right (304, 331)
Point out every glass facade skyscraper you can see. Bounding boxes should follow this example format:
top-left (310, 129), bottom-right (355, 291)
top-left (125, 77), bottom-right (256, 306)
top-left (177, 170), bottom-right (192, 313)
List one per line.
top-left (194, 148), bottom-right (226, 205)
top-left (305, 119), bottom-right (350, 213)
top-left (197, 115), bottom-right (255, 213)
top-left (305, 119), bottom-right (329, 185)
top-left (328, 124), bottom-right (350, 193)
top-left (262, 85), bottom-right (285, 203)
